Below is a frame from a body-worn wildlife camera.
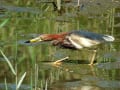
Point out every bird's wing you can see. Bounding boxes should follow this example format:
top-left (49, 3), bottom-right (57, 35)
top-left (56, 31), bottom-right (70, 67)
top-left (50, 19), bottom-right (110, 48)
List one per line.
top-left (69, 30), bottom-right (114, 42)
top-left (66, 30), bottom-right (114, 49)
top-left (67, 33), bottom-right (100, 49)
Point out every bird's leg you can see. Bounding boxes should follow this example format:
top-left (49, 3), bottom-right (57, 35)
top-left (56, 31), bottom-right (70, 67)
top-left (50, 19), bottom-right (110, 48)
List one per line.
top-left (53, 56), bottom-right (69, 65)
top-left (89, 49), bottom-right (97, 65)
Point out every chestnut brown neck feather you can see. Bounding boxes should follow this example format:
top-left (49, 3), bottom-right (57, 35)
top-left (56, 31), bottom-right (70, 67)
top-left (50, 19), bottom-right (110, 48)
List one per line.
top-left (47, 32), bottom-right (68, 40)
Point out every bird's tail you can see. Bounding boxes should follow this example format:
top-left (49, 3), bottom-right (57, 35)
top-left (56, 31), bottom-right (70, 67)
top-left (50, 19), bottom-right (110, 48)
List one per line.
top-left (103, 35), bottom-right (115, 42)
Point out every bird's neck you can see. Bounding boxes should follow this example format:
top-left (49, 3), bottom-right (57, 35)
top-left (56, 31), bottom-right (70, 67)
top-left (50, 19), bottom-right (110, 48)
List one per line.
top-left (47, 32), bottom-right (68, 40)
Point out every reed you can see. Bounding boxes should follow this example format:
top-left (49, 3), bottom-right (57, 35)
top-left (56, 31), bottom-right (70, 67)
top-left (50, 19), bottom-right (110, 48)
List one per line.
top-left (0, 49), bottom-right (27, 90)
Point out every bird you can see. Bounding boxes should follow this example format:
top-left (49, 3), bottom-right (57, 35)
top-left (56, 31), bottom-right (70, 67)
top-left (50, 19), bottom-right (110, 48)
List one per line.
top-left (25, 30), bottom-right (115, 65)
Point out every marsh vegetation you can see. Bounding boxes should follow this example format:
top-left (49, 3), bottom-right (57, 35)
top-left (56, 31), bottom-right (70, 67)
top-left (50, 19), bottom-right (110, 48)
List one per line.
top-left (0, 0), bottom-right (120, 90)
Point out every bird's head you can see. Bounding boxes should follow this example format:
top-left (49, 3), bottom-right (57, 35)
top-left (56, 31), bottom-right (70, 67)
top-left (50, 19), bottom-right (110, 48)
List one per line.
top-left (25, 33), bottom-right (67, 43)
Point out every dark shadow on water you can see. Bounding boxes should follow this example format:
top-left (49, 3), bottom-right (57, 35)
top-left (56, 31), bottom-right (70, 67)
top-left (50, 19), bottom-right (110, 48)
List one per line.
top-left (41, 59), bottom-right (91, 64)
top-left (62, 59), bottom-right (97, 64)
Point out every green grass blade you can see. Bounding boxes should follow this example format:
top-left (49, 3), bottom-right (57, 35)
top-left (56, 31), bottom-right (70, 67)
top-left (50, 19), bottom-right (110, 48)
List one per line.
top-left (4, 77), bottom-right (8, 90)
top-left (45, 80), bottom-right (48, 90)
top-left (0, 18), bottom-right (9, 28)
top-left (0, 49), bottom-right (16, 75)
top-left (17, 72), bottom-right (26, 89)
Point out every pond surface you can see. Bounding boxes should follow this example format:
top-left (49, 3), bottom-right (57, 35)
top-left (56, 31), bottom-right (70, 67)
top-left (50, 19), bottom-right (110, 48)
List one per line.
top-left (0, 0), bottom-right (120, 90)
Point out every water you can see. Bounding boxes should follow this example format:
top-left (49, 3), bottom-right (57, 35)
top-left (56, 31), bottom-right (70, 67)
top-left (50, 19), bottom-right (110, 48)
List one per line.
top-left (0, 0), bottom-right (120, 90)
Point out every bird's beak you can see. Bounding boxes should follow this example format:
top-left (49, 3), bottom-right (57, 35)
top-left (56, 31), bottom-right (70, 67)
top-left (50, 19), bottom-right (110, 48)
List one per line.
top-left (25, 37), bottom-right (43, 43)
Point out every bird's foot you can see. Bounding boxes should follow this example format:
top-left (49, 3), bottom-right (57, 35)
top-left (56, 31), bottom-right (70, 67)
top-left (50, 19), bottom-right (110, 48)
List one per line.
top-left (88, 62), bottom-right (98, 66)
